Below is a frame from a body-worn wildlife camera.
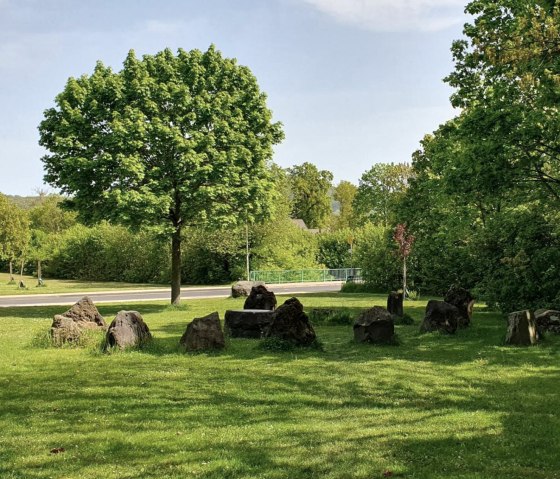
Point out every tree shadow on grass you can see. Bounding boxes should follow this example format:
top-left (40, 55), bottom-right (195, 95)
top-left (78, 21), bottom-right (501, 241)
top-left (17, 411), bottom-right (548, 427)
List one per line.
top-left (1, 349), bottom-right (559, 478)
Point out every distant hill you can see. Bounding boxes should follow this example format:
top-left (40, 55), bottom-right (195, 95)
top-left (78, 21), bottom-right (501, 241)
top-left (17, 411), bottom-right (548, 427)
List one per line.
top-left (5, 195), bottom-right (42, 210)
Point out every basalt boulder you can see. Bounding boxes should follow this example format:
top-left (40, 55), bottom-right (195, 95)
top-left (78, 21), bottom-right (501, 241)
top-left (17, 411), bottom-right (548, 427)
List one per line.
top-left (51, 296), bottom-right (106, 345)
top-left (105, 311), bottom-right (152, 350)
top-left (180, 312), bottom-right (225, 351)
top-left (505, 310), bottom-right (538, 346)
top-left (225, 309), bottom-right (274, 338)
top-left (535, 309), bottom-right (560, 334)
top-left (244, 284), bottom-right (277, 311)
top-left (265, 297), bottom-right (316, 346)
top-left (354, 306), bottom-right (395, 344)
top-left (420, 300), bottom-right (461, 334)
top-left (444, 286), bottom-right (475, 328)
top-left (387, 291), bottom-right (404, 318)
top-left (231, 281), bottom-right (265, 298)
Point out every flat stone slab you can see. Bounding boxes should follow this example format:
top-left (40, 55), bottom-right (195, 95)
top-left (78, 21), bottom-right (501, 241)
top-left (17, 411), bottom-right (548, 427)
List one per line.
top-left (224, 309), bottom-right (273, 338)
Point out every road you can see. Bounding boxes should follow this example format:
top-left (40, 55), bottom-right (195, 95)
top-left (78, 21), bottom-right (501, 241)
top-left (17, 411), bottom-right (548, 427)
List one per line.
top-left (0, 282), bottom-right (343, 307)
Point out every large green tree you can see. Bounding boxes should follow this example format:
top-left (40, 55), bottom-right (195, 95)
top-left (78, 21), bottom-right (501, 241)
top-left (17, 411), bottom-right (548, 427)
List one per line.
top-left (354, 163), bottom-right (413, 227)
top-left (39, 46), bottom-right (284, 304)
top-left (287, 162), bottom-right (333, 229)
top-left (445, 0), bottom-right (560, 201)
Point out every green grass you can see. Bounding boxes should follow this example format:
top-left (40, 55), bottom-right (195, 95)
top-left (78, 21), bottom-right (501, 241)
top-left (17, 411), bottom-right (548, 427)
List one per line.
top-left (0, 272), bottom-right (169, 295)
top-left (1, 293), bottom-right (559, 479)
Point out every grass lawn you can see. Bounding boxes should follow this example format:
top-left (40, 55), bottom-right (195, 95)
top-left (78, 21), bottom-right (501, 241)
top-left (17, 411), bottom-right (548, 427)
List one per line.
top-left (0, 272), bottom-right (168, 296)
top-left (1, 293), bottom-right (559, 479)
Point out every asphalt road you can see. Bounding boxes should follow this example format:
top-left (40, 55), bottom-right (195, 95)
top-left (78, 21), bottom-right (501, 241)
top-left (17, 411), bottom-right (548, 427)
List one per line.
top-left (0, 282), bottom-right (343, 307)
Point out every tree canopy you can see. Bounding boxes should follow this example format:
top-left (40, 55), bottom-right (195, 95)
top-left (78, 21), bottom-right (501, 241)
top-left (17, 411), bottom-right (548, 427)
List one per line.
top-left (39, 46), bottom-right (284, 303)
top-left (287, 162), bottom-right (333, 229)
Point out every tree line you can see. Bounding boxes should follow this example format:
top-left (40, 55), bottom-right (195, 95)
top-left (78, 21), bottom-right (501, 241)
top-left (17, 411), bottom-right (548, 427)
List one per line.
top-left (3, 0), bottom-right (558, 311)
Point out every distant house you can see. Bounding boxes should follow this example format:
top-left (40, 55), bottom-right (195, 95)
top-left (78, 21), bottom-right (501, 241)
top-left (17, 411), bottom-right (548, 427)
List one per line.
top-left (290, 218), bottom-right (320, 235)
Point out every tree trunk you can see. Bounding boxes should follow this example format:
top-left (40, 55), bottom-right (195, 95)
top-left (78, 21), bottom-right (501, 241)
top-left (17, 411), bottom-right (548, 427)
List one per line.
top-left (403, 257), bottom-right (407, 299)
top-left (19, 259), bottom-right (25, 288)
top-left (37, 260), bottom-right (42, 286)
top-left (245, 222), bottom-right (250, 281)
top-left (171, 227), bottom-right (182, 305)
top-left (9, 261), bottom-right (14, 282)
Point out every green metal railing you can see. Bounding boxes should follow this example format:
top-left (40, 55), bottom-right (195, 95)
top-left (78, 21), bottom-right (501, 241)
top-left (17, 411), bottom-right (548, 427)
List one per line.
top-left (249, 268), bottom-right (362, 284)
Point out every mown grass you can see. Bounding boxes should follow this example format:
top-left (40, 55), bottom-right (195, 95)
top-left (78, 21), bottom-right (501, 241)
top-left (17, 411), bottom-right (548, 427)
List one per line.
top-left (1, 293), bottom-right (559, 479)
top-left (0, 272), bottom-right (169, 296)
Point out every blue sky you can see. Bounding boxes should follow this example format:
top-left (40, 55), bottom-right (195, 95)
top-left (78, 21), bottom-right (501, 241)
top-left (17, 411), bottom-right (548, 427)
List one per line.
top-left (0, 0), bottom-right (467, 195)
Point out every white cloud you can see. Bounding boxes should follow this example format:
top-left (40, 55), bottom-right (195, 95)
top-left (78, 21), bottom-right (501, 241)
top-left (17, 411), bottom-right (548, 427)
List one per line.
top-left (300, 0), bottom-right (466, 32)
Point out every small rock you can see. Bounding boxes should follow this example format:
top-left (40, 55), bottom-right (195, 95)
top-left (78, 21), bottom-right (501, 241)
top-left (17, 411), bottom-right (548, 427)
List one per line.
top-left (105, 311), bottom-right (152, 350)
top-left (180, 312), bottom-right (225, 351)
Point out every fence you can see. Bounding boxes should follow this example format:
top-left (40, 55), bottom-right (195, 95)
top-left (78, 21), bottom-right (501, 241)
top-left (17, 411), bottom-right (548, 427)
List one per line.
top-left (249, 268), bottom-right (362, 284)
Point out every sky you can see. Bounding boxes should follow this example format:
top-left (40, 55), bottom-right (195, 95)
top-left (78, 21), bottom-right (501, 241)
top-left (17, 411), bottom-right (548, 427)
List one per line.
top-left (0, 0), bottom-right (468, 196)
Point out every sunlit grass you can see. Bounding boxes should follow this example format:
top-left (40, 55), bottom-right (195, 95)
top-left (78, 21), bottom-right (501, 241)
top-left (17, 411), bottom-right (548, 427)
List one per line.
top-left (0, 272), bottom-right (168, 296)
top-left (1, 293), bottom-right (559, 478)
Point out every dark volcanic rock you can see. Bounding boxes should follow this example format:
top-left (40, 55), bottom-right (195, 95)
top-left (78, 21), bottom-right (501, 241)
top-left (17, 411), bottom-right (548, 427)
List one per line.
top-left (420, 300), bottom-right (461, 334)
top-left (444, 286), bottom-right (475, 328)
top-left (224, 309), bottom-right (274, 338)
top-left (231, 281), bottom-right (265, 298)
top-left (387, 291), bottom-right (403, 317)
top-left (265, 297), bottom-right (316, 346)
top-left (506, 310), bottom-right (538, 346)
top-left (354, 306), bottom-right (395, 344)
top-left (180, 312), bottom-right (225, 351)
top-left (105, 311), bottom-right (152, 350)
top-left (51, 296), bottom-right (106, 345)
top-left (244, 284), bottom-right (277, 311)
top-left (535, 309), bottom-right (560, 334)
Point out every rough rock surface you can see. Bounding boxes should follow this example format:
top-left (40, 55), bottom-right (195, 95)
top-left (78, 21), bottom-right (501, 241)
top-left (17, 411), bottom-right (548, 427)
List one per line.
top-left (387, 291), bottom-right (403, 317)
top-left (420, 300), bottom-right (461, 334)
top-left (105, 311), bottom-right (152, 350)
top-left (535, 309), bottom-right (560, 334)
top-left (265, 297), bottom-right (316, 346)
top-left (231, 281), bottom-right (265, 298)
top-left (506, 310), bottom-right (538, 345)
top-left (180, 312), bottom-right (225, 351)
top-left (354, 306), bottom-right (395, 344)
top-left (225, 309), bottom-right (273, 338)
top-left (244, 284), bottom-right (277, 311)
top-left (444, 286), bottom-right (475, 328)
top-left (51, 296), bottom-right (106, 345)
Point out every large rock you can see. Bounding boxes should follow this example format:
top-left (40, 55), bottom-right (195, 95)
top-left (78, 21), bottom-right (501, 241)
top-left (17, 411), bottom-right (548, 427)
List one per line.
top-left (105, 311), bottom-right (152, 350)
top-left (354, 306), bottom-right (395, 344)
top-left (225, 309), bottom-right (274, 338)
top-left (231, 281), bottom-right (265, 298)
top-left (535, 309), bottom-right (560, 334)
top-left (51, 296), bottom-right (106, 345)
top-left (506, 310), bottom-right (538, 345)
top-left (387, 291), bottom-right (403, 317)
top-left (180, 312), bottom-right (225, 351)
top-left (244, 284), bottom-right (277, 311)
top-left (265, 297), bottom-right (316, 346)
top-left (444, 286), bottom-right (474, 328)
top-left (420, 300), bottom-right (461, 334)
